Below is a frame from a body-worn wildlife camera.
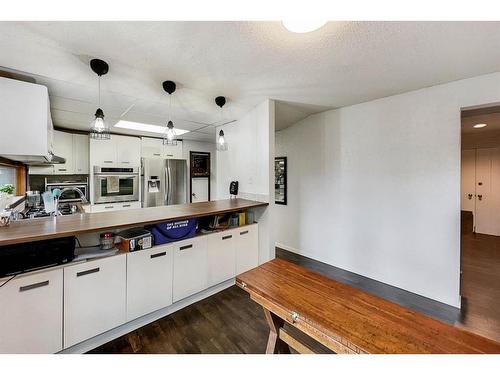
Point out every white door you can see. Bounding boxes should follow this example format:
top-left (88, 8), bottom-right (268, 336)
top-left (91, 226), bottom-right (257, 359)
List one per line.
top-left (126, 245), bottom-right (174, 321)
top-left (53, 130), bottom-right (74, 174)
top-left (461, 149), bottom-right (476, 213)
top-left (73, 134), bottom-right (89, 174)
top-left (141, 137), bottom-right (164, 158)
top-left (116, 135), bottom-right (141, 166)
top-left (475, 148), bottom-right (500, 236)
top-left (63, 255), bottom-right (126, 348)
top-left (235, 224), bottom-right (259, 274)
top-left (207, 230), bottom-right (236, 286)
top-left (0, 268), bottom-right (63, 353)
top-left (90, 136), bottom-right (116, 166)
top-left (191, 178), bottom-right (209, 202)
top-left (172, 236), bottom-right (208, 302)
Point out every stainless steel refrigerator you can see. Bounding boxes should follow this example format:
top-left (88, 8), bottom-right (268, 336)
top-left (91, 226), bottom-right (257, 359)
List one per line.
top-left (141, 158), bottom-right (188, 207)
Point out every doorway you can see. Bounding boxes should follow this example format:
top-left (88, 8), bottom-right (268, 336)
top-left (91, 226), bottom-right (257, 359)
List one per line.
top-left (459, 106), bottom-right (500, 341)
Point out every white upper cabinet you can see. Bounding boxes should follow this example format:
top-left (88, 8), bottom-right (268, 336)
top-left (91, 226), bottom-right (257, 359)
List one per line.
top-left (73, 134), bottom-right (89, 174)
top-left (30, 131), bottom-right (89, 175)
top-left (141, 137), bottom-right (183, 159)
top-left (141, 137), bottom-right (164, 158)
top-left (115, 135), bottom-right (141, 166)
top-left (164, 141), bottom-right (183, 159)
top-left (90, 134), bottom-right (141, 167)
top-left (53, 131), bottom-right (74, 174)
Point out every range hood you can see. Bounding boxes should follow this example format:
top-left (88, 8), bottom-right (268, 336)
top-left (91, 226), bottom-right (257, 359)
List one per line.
top-left (0, 77), bottom-right (66, 165)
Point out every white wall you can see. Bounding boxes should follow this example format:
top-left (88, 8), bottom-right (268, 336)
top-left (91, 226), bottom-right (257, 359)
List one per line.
top-left (275, 71), bottom-right (500, 308)
top-left (182, 140), bottom-right (216, 200)
top-left (216, 99), bottom-right (275, 263)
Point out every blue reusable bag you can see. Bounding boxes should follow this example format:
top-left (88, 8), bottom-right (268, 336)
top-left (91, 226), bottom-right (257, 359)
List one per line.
top-left (148, 219), bottom-right (198, 245)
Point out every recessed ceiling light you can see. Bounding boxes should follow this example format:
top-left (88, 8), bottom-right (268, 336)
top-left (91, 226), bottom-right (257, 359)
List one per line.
top-left (473, 123), bottom-right (487, 128)
top-left (114, 120), bottom-right (189, 135)
top-left (282, 20), bottom-right (327, 33)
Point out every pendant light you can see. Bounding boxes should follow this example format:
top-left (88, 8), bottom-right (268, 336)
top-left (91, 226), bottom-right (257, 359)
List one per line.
top-left (162, 80), bottom-right (177, 146)
top-left (89, 59), bottom-right (111, 140)
top-left (215, 96), bottom-right (228, 151)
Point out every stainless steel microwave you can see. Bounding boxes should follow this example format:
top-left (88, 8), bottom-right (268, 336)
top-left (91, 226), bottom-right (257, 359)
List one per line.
top-left (93, 166), bottom-right (140, 204)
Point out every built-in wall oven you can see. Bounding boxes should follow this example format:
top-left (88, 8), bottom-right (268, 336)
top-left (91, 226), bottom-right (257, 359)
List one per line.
top-left (93, 166), bottom-right (140, 204)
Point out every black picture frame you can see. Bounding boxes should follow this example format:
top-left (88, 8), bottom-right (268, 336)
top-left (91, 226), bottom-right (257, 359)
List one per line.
top-left (275, 156), bottom-right (287, 205)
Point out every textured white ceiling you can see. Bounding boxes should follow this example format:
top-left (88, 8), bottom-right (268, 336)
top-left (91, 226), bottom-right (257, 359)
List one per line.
top-left (2, 21), bottom-right (500, 139)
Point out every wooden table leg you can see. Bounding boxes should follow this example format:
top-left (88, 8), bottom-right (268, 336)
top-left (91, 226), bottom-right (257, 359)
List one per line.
top-left (263, 307), bottom-right (291, 354)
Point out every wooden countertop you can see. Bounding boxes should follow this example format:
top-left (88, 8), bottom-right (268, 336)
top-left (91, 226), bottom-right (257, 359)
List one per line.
top-left (0, 199), bottom-right (268, 247)
top-left (237, 258), bottom-right (500, 354)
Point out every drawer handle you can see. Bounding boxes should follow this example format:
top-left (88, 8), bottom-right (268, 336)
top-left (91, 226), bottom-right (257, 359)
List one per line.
top-left (166, 154), bottom-right (174, 157)
top-left (122, 204), bottom-right (131, 208)
top-left (58, 168), bottom-right (67, 171)
top-left (19, 280), bottom-right (49, 292)
top-left (150, 251), bottom-right (167, 259)
top-left (77, 267), bottom-right (100, 277)
top-left (240, 230), bottom-right (249, 235)
top-left (121, 161), bottom-right (130, 164)
top-left (179, 244), bottom-right (193, 250)
top-left (103, 161), bottom-right (113, 164)
top-left (222, 235), bottom-right (232, 240)
top-left (104, 206), bottom-right (114, 209)
top-left (153, 153), bottom-right (161, 156)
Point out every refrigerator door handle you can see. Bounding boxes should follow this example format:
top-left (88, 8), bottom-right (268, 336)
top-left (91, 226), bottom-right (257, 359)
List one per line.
top-left (168, 163), bottom-right (173, 205)
top-left (165, 165), bottom-right (169, 205)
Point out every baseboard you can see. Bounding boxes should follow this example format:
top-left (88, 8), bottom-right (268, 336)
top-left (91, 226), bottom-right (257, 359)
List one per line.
top-left (59, 278), bottom-right (235, 354)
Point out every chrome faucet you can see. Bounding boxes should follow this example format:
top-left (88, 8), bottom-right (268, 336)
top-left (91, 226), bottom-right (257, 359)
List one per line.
top-left (54, 187), bottom-right (88, 216)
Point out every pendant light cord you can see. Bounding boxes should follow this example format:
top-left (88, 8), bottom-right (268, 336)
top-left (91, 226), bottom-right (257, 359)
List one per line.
top-left (98, 76), bottom-right (101, 107)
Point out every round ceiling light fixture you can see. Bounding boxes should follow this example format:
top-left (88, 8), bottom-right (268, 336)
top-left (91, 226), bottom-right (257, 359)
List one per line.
top-left (473, 123), bottom-right (488, 128)
top-left (282, 20), bottom-right (327, 33)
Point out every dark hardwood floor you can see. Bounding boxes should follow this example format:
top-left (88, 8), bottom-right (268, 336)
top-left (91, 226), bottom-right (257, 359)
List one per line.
top-left (91, 219), bottom-right (500, 353)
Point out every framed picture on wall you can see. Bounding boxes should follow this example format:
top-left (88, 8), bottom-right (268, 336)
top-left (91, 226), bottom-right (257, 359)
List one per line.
top-left (275, 157), bottom-right (287, 205)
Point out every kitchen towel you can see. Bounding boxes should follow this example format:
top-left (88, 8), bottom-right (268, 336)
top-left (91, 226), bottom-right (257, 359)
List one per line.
top-left (107, 176), bottom-right (120, 193)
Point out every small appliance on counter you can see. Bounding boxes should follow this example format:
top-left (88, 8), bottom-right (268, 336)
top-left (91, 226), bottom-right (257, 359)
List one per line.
top-left (116, 228), bottom-right (153, 252)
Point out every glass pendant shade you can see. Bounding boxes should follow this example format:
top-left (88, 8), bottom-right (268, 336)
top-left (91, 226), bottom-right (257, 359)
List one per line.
top-left (217, 129), bottom-right (228, 151)
top-left (163, 120), bottom-right (178, 146)
top-left (89, 108), bottom-right (110, 140)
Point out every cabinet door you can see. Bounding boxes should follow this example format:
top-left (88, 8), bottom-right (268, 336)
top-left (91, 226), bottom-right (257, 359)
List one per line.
top-left (53, 130), bottom-right (74, 174)
top-left (0, 268), bottom-right (63, 353)
top-left (235, 224), bottom-right (259, 274)
top-left (73, 134), bottom-right (89, 174)
top-left (207, 230), bottom-right (236, 286)
top-left (172, 236), bottom-right (208, 302)
top-left (141, 137), bottom-right (164, 158)
top-left (90, 137), bottom-right (116, 166)
top-left (116, 135), bottom-right (141, 167)
top-left (64, 255), bottom-right (126, 348)
top-left (29, 165), bottom-right (55, 175)
top-left (127, 245), bottom-right (173, 321)
top-left (164, 141), bottom-right (183, 159)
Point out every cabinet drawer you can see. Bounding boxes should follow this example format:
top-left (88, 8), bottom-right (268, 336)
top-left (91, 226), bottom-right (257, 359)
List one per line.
top-left (0, 268), bottom-right (63, 353)
top-left (207, 230), bottom-right (236, 286)
top-left (172, 236), bottom-right (208, 302)
top-left (235, 224), bottom-right (259, 274)
top-left (63, 255), bottom-right (126, 348)
top-left (126, 245), bottom-right (174, 321)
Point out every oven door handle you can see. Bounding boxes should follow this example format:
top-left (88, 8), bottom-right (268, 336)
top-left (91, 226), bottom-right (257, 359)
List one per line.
top-left (94, 174), bottom-right (138, 178)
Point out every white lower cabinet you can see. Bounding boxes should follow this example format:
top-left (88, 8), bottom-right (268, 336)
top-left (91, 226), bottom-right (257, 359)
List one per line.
top-left (172, 236), bottom-right (208, 303)
top-left (126, 245), bottom-right (174, 321)
top-left (207, 230), bottom-right (236, 286)
top-left (0, 268), bottom-right (63, 354)
top-left (63, 255), bottom-right (127, 348)
top-left (235, 224), bottom-right (259, 274)
top-left (90, 201), bottom-right (141, 213)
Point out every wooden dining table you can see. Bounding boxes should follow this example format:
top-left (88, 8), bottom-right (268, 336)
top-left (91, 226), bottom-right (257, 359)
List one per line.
top-left (236, 258), bottom-right (500, 354)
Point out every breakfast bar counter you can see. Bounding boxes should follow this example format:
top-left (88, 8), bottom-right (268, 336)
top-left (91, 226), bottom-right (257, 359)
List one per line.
top-left (0, 198), bottom-right (268, 247)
